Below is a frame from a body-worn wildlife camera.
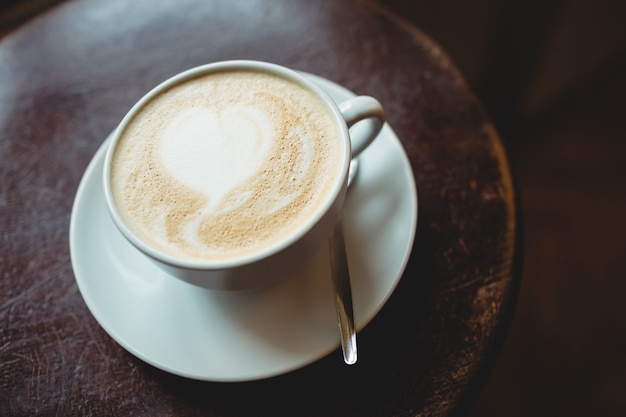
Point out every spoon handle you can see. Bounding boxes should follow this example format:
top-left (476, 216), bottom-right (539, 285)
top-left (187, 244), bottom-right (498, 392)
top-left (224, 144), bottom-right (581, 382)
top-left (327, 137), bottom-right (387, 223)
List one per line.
top-left (329, 218), bottom-right (357, 365)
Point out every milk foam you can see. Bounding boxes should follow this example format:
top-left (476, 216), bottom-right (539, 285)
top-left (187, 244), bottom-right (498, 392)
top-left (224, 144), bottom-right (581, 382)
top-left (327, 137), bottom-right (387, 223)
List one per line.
top-left (160, 105), bottom-right (273, 213)
top-left (110, 70), bottom-right (341, 261)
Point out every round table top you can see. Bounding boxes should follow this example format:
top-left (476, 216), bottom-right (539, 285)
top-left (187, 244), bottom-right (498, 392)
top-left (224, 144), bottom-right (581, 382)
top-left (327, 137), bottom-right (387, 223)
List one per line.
top-left (0, 0), bottom-right (521, 416)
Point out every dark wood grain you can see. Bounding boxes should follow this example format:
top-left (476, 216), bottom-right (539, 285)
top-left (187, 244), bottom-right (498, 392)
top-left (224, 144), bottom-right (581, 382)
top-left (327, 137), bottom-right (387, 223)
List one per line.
top-left (0, 0), bottom-right (521, 415)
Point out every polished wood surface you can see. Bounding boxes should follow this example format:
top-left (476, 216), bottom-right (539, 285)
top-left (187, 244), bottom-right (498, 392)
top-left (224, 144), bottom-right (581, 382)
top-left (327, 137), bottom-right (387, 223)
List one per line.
top-left (0, 1), bottom-right (520, 415)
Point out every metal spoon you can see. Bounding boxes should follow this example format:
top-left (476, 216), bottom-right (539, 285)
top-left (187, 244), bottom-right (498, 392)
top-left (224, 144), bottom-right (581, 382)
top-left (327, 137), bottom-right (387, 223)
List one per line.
top-left (329, 159), bottom-right (359, 365)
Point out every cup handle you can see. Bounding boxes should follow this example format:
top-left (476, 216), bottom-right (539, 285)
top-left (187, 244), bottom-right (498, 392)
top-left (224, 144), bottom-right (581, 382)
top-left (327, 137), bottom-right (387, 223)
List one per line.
top-left (339, 96), bottom-right (385, 158)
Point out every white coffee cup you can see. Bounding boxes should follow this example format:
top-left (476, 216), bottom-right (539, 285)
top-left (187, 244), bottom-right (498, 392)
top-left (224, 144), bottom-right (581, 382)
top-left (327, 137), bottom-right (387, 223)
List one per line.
top-left (103, 60), bottom-right (384, 290)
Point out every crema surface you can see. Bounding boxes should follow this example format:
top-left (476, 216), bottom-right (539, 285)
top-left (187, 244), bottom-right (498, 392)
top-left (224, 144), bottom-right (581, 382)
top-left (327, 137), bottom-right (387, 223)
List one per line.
top-left (110, 70), bottom-right (342, 261)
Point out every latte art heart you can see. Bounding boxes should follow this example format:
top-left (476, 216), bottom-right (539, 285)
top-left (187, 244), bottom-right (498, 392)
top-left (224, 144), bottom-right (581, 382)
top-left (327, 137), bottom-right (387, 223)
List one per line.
top-left (109, 70), bottom-right (341, 261)
top-left (160, 105), bottom-right (273, 213)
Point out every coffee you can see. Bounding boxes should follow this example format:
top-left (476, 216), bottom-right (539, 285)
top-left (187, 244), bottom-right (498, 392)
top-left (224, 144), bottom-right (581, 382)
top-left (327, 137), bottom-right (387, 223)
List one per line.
top-left (109, 69), bottom-right (342, 261)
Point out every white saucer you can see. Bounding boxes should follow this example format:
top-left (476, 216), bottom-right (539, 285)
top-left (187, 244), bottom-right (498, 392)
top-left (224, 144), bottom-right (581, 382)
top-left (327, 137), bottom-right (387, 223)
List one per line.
top-left (69, 74), bottom-right (418, 382)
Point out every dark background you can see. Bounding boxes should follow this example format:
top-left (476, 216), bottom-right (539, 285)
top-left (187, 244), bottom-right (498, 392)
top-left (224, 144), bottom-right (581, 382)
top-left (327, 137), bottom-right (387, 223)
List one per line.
top-left (2, 1), bottom-right (626, 416)
top-left (382, 1), bottom-right (626, 416)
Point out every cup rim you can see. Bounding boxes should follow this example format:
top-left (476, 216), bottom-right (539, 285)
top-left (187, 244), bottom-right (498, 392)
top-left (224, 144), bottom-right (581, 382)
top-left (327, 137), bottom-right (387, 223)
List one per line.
top-left (102, 60), bottom-right (351, 270)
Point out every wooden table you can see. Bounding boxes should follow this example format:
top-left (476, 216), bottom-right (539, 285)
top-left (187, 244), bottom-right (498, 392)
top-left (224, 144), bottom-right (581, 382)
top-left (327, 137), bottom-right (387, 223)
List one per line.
top-left (0, 0), bottom-right (521, 415)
